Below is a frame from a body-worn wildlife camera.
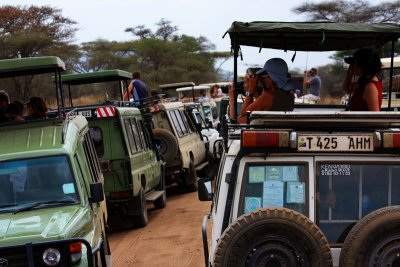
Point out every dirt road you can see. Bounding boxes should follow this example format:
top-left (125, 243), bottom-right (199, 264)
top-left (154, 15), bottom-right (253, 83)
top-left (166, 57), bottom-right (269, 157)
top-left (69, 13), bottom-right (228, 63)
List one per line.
top-left (108, 187), bottom-right (211, 267)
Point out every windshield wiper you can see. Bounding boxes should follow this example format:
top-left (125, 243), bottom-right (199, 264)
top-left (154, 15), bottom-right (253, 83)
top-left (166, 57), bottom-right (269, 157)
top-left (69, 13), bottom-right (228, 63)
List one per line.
top-left (12, 199), bottom-right (77, 214)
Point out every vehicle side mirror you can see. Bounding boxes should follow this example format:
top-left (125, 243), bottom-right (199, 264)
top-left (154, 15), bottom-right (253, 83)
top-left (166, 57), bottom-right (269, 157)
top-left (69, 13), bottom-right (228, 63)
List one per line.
top-left (198, 178), bottom-right (213, 201)
top-left (90, 182), bottom-right (105, 203)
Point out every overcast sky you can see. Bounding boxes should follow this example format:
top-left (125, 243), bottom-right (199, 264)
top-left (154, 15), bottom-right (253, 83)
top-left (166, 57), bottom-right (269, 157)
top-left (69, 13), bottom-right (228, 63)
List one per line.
top-left (0, 0), bottom-right (384, 74)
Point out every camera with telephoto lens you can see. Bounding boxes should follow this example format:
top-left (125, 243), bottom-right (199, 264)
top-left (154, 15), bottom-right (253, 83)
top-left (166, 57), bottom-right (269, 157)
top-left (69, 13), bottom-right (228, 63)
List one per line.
top-left (344, 57), bottom-right (355, 64)
top-left (220, 81), bottom-right (245, 95)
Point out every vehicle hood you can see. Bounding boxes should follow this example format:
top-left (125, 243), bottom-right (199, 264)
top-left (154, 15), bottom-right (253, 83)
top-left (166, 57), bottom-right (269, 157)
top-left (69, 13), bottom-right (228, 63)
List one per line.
top-left (0, 206), bottom-right (87, 241)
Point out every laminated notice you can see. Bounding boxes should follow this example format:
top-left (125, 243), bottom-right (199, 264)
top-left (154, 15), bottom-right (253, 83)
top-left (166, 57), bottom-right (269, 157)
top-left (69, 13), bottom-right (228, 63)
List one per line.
top-left (245, 197), bottom-right (262, 213)
top-left (287, 182), bottom-right (305, 203)
top-left (263, 180), bottom-right (284, 207)
top-left (266, 167), bottom-right (282, 181)
top-left (282, 166), bottom-right (298, 181)
top-left (249, 166), bottom-right (265, 183)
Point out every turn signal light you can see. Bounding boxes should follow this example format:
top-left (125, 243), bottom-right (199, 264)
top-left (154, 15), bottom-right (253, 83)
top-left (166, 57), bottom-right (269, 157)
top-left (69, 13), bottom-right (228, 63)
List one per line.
top-left (110, 190), bottom-right (132, 199)
top-left (242, 130), bottom-right (290, 148)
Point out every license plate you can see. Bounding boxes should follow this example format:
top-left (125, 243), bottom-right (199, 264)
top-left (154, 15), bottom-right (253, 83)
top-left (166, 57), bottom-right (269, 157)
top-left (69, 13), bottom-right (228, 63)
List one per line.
top-left (297, 134), bottom-right (374, 151)
top-left (78, 110), bottom-right (92, 117)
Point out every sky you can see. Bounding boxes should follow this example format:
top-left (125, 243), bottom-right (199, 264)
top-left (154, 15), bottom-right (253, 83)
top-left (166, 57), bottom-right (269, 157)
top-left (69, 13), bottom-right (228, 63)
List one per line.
top-left (0, 0), bottom-right (385, 75)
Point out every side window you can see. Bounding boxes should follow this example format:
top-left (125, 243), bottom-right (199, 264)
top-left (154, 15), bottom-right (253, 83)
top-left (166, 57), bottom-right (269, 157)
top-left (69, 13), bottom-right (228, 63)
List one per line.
top-left (180, 110), bottom-right (192, 133)
top-left (138, 120), bottom-right (149, 150)
top-left (175, 110), bottom-right (188, 135)
top-left (169, 110), bottom-right (184, 137)
top-left (74, 155), bottom-right (89, 195)
top-left (130, 118), bottom-right (143, 152)
top-left (89, 127), bottom-right (104, 157)
top-left (124, 118), bottom-right (137, 154)
top-left (82, 132), bottom-right (101, 182)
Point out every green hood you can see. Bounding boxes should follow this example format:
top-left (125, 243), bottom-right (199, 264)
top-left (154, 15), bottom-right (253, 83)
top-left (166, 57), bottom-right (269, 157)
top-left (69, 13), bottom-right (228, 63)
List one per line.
top-left (0, 206), bottom-right (91, 245)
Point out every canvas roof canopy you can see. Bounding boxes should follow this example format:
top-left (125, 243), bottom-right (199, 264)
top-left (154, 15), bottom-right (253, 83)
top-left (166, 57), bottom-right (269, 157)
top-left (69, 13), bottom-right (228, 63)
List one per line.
top-left (0, 56), bottom-right (65, 78)
top-left (61, 70), bottom-right (132, 85)
top-left (225, 21), bottom-right (400, 52)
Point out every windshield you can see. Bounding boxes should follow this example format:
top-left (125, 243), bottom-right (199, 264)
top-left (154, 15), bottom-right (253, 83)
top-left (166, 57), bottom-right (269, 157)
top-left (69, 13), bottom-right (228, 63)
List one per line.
top-left (239, 163), bottom-right (307, 216)
top-left (0, 156), bottom-right (79, 212)
top-left (317, 162), bottom-right (400, 244)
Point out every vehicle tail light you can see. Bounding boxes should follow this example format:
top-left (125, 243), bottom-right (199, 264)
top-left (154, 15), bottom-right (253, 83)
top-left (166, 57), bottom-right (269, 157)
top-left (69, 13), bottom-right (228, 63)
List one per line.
top-left (148, 105), bottom-right (159, 113)
top-left (382, 132), bottom-right (400, 148)
top-left (242, 130), bottom-right (290, 148)
top-left (110, 190), bottom-right (132, 199)
top-left (69, 242), bottom-right (82, 264)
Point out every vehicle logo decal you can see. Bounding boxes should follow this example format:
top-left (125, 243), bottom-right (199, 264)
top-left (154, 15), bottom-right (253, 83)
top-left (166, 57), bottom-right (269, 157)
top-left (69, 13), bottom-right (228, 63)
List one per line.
top-left (96, 107), bottom-right (115, 117)
top-left (0, 258), bottom-right (8, 267)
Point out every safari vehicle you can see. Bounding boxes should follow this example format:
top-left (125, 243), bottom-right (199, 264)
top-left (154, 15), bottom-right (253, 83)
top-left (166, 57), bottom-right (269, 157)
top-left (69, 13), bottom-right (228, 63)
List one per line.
top-left (0, 57), bottom-right (111, 266)
top-left (175, 84), bottom-right (219, 129)
top-left (199, 21), bottom-right (400, 267)
top-left (149, 100), bottom-right (209, 191)
top-left (61, 70), bottom-right (166, 227)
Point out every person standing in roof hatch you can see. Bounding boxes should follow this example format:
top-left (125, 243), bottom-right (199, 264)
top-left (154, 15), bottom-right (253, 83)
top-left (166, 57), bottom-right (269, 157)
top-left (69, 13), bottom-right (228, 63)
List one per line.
top-left (123, 72), bottom-right (149, 105)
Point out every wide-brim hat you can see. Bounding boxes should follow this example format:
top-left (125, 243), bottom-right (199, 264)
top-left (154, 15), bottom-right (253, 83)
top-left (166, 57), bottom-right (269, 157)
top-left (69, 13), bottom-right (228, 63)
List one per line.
top-left (256, 58), bottom-right (293, 91)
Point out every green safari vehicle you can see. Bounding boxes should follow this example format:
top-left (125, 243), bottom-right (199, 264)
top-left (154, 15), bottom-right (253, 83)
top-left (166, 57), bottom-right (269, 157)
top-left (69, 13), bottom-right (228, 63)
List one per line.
top-left (0, 57), bottom-right (111, 266)
top-left (61, 70), bottom-right (166, 227)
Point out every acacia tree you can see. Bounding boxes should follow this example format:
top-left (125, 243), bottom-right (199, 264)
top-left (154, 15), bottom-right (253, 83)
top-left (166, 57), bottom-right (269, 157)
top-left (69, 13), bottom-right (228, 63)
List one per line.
top-left (122, 19), bottom-right (231, 88)
top-left (292, 0), bottom-right (400, 97)
top-left (0, 5), bottom-right (79, 101)
top-left (293, 0), bottom-right (400, 23)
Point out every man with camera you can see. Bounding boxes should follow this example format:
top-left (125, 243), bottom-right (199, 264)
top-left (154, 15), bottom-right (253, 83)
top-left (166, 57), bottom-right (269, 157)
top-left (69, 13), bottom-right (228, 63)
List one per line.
top-left (303, 67), bottom-right (321, 100)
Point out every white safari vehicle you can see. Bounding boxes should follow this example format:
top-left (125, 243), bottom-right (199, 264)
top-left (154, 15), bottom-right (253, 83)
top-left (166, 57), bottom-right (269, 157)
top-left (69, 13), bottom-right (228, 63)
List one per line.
top-left (198, 21), bottom-right (400, 267)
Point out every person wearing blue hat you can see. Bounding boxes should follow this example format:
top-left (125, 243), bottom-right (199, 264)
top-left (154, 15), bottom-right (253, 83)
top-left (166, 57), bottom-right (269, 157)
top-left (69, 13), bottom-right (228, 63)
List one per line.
top-left (233, 58), bottom-right (295, 123)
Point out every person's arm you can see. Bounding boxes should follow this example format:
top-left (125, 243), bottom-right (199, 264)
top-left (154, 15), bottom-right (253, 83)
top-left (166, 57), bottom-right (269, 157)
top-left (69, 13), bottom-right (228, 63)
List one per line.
top-left (363, 82), bottom-right (380, 111)
top-left (123, 82), bottom-right (133, 101)
top-left (237, 92), bottom-right (273, 123)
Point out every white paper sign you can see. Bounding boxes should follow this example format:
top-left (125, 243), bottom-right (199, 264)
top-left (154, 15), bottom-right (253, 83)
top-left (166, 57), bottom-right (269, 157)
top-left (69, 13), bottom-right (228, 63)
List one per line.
top-left (263, 180), bottom-right (284, 207)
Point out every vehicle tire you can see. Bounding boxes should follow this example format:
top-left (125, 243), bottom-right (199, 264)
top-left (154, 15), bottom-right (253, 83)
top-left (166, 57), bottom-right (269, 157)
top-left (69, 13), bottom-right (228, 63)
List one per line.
top-left (131, 187), bottom-right (148, 227)
top-left (213, 207), bottom-right (332, 267)
top-left (154, 190), bottom-right (166, 209)
top-left (153, 128), bottom-right (179, 162)
top-left (184, 159), bottom-right (198, 192)
top-left (339, 205), bottom-right (400, 267)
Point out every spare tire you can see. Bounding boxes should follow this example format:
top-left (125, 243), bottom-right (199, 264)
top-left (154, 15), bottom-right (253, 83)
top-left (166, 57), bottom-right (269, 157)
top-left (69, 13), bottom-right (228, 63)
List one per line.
top-left (153, 128), bottom-right (179, 162)
top-left (339, 206), bottom-right (400, 267)
top-left (213, 207), bottom-right (332, 267)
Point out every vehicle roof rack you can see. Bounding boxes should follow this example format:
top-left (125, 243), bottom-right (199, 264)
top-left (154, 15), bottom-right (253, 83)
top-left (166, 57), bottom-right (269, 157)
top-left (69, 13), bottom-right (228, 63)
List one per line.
top-left (250, 111), bottom-right (400, 129)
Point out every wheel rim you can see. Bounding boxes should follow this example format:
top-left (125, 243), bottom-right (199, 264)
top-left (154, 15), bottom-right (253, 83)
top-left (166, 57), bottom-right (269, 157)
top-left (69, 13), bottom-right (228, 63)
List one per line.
top-left (369, 234), bottom-right (400, 267)
top-left (244, 238), bottom-right (303, 267)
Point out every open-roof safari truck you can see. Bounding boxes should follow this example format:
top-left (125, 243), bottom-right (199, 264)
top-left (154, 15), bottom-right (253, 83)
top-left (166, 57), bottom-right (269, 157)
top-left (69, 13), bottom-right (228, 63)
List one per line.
top-left (0, 57), bottom-right (111, 266)
top-left (198, 21), bottom-right (400, 267)
top-left (60, 70), bottom-right (166, 228)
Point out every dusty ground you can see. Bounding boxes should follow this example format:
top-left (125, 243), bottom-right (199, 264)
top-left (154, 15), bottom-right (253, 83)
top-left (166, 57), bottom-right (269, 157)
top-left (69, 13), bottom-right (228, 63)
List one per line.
top-left (108, 187), bottom-right (211, 267)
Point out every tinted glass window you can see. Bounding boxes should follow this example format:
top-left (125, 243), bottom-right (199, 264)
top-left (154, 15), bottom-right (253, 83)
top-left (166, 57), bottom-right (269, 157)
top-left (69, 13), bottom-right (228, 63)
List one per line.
top-left (89, 127), bottom-right (104, 157)
top-left (0, 156), bottom-right (79, 212)
top-left (169, 110), bottom-right (184, 137)
top-left (239, 164), bottom-right (307, 216)
top-left (317, 163), bottom-right (400, 244)
top-left (130, 118), bottom-right (143, 152)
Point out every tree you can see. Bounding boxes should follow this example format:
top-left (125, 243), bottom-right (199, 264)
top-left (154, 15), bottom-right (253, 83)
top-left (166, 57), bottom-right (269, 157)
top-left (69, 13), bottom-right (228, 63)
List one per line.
top-left (292, 0), bottom-right (400, 23)
top-left (293, 1), bottom-right (400, 98)
top-left (0, 5), bottom-right (79, 102)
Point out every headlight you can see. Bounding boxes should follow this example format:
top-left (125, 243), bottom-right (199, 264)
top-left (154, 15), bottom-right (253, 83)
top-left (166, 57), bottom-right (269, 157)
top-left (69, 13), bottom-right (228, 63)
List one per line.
top-left (42, 248), bottom-right (61, 266)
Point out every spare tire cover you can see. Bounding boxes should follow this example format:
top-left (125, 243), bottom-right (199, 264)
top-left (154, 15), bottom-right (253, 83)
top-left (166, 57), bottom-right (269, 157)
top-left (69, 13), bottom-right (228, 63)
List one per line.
top-left (152, 128), bottom-right (179, 162)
